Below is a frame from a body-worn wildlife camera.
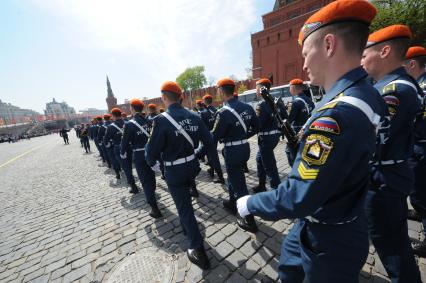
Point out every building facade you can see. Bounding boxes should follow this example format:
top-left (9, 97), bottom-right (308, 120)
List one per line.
top-left (0, 100), bottom-right (39, 126)
top-left (79, 108), bottom-right (107, 117)
top-left (44, 98), bottom-right (76, 119)
top-left (251, 0), bottom-right (334, 86)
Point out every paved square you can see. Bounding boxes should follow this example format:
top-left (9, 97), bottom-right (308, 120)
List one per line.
top-left (0, 134), bottom-right (424, 282)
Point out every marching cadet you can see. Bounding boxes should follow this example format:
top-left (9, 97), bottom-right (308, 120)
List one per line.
top-left (145, 81), bottom-right (222, 269)
top-left (285, 79), bottom-right (315, 166)
top-left (118, 111), bottom-right (138, 191)
top-left (212, 78), bottom-right (260, 232)
top-left (252, 78), bottom-right (281, 193)
top-left (147, 103), bottom-right (158, 131)
top-left (121, 99), bottom-right (161, 216)
top-left (404, 46), bottom-right (426, 257)
top-left (80, 124), bottom-right (91, 153)
top-left (237, 1), bottom-right (388, 282)
top-left (362, 25), bottom-right (423, 282)
top-left (98, 114), bottom-right (113, 169)
top-left (94, 116), bottom-right (106, 163)
top-left (59, 127), bottom-right (70, 144)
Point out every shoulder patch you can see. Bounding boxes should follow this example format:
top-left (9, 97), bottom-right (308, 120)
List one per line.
top-left (309, 117), bottom-right (340, 135)
top-left (383, 95), bottom-right (399, 117)
top-left (302, 134), bottom-right (333, 166)
top-left (383, 83), bottom-right (396, 95)
top-left (297, 162), bottom-right (319, 180)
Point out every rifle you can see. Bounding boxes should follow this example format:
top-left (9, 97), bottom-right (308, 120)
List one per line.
top-left (259, 87), bottom-right (299, 156)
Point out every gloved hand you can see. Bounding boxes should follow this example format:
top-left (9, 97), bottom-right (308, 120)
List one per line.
top-left (151, 161), bottom-right (161, 173)
top-left (120, 152), bottom-right (127, 159)
top-left (237, 195), bottom-right (251, 217)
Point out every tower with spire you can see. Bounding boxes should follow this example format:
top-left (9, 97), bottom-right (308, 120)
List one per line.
top-left (105, 76), bottom-right (117, 111)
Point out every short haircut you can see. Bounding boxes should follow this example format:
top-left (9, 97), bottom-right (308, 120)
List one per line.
top-left (132, 104), bottom-right (143, 112)
top-left (389, 38), bottom-right (411, 60)
top-left (162, 91), bottom-right (180, 102)
top-left (314, 22), bottom-right (370, 55)
top-left (220, 85), bottom-right (235, 96)
top-left (204, 97), bottom-right (213, 105)
top-left (293, 84), bottom-right (304, 92)
top-left (112, 112), bottom-right (121, 118)
top-left (413, 56), bottom-right (426, 69)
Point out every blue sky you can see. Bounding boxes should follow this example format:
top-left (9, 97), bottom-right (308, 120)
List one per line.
top-left (0, 0), bottom-right (275, 113)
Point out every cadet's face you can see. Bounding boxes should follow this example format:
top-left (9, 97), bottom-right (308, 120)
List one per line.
top-left (302, 34), bottom-right (325, 87)
top-left (361, 47), bottom-right (381, 79)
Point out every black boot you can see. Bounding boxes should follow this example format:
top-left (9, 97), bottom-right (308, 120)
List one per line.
top-left (413, 239), bottom-right (426, 257)
top-left (222, 199), bottom-right (237, 215)
top-left (244, 163), bottom-right (249, 173)
top-left (237, 214), bottom-right (258, 233)
top-left (252, 184), bottom-right (266, 193)
top-left (213, 173), bottom-right (225, 184)
top-left (115, 169), bottom-right (121, 179)
top-left (187, 247), bottom-right (210, 270)
top-left (207, 167), bottom-right (214, 178)
top-left (129, 183), bottom-right (139, 194)
top-left (149, 202), bottom-right (162, 218)
top-left (407, 209), bottom-right (422, 222)
top-left (190, 186), bottom-right (199, 198)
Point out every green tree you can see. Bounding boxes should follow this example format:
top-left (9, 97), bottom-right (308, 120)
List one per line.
top-left (237, 84), bottom-right (248, 94)
top-left (371, 0), bottom-right (426, 46)
top-left (176, 66), bottom-right (207, 92)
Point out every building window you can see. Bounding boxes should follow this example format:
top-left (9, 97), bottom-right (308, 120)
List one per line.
top-left (267, 37), bottom-right (270, 44)
top-left (278, 33), bottom-right (281, 41)
top-left (289, 29), bottom-right (292, 38)
top-left (257, 40), bottom-right (260, 47)
top-left (288, 9), bottom-right (300, 19)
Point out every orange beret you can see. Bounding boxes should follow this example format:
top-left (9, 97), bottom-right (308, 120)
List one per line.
top-left (196, 99), bottom-right (203, 104)
top-left (405, 46), bottom-right (426, 60)
top-left (103, 114), bottom-right (112, 119)
top-left (290, 79), bottom-right (304, 85)
top-left (233, 92), bottom-right (238, 97)
top-left (217, 78), bottom-right (235, 87)
top-left (366, 25), bottom-right (412, 48)
top-left (203, 94), bottom-right (213, 100)
top-left (298, 0), bottom-right (377, 45)
top-left (111, 108), bottom-right (122, 115)
top-left (256, 78), bottom-right (272, 86)
top-left (161, 81), bottom-right (183, 96)
top-left (130, 98), bottom-right (144, 108)
top-left (148, 103), bottom-right (157, 109)
top-left (96, 116), bottom-right (102, 120)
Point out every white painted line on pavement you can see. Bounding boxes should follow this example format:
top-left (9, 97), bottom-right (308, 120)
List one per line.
top-left (0, 144), bottom-right (46, 169)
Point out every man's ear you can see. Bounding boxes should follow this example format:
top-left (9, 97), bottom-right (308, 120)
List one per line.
top-left (324, 33), bottom-right (337, 58)
top-left (380, 45), bottom-right (391, 59)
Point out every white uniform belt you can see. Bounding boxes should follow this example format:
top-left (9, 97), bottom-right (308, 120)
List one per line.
top-left (370, 159), bottom-right (405, 166)
top-left (417, 140), bottom-right (426, 143)
top-left (164, 154), bottom-right (195, 166)
top-left (305, 215), bottom-right (358, 225)
top-left (259, 130), bottom-right (281, 136)
top-left (224, 139), bottom-right (248, 146)
top-left (133, 148), bottom-right (145, 152)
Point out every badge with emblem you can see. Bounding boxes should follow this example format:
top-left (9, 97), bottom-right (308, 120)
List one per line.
top-left (309, 117), bottom-right (340, 134)
top-left (302, 134), bottom-right (333, 166)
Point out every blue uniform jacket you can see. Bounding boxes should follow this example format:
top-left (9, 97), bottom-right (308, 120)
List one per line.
top-left (212, 97), bottom-right (260, 143)
top-left (288, 92), bottom-right (315, 130)
top-left (120, 113), bottom-right (150, 155)
top-left (104, 119), bottom-right (124, 147)
top-left (247, 67), bottom-right (387, 224)
top-left (205, 105), bottom-right (217, 130)
top-left (146, 113), bottom-right (157, 132)
top-left (97, 121), bottom-right (109, 145)
top-left (414, 72), bottom-right (426, 145)
top-left (373, 67), bottom-right (422, 162)
top-left (197, 108), bottom-right (212, 130)
top-left (145, 103), bottom-right (221, 171)
top-left (256, 100), bottom-right (280, 133)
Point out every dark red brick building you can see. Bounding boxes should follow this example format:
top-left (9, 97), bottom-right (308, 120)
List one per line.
top-left (251, 0), bottom-right (334, 86)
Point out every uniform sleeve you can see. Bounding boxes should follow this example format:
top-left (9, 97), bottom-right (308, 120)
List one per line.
top-left (104, 127), bottom-right (112, 147)
top-left (145, 119), bottom-right (165, 167)
top-left (247, 107), bottom-right (260, 138)
top-left (247, 111), bottom-right (356, 221)
top-left (288, 100), bottom-right (301, 124)
top-left (211, 111), bottom-right (227, 144)
top-left (120, 123), bottom-right (132, 155)
top-left (199, 119), bottom-right (222, 172)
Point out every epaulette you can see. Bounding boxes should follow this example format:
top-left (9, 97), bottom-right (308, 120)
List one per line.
top-left (317, 92), bottom-right (344, 111)
top-left (382, 83), bottom-right (396, 95)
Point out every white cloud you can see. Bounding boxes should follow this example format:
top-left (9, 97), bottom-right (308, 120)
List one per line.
top-left (34, 0), bottom-right (257, 92)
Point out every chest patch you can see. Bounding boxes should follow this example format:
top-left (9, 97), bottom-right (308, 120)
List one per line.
top-left (302, 134), bottom-right (333, 166)
top-left (309, 117), bottom-right (340, 135)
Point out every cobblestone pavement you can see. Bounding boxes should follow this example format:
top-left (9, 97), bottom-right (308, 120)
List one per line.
top-left (0, 133), bottom-right (425, 282)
